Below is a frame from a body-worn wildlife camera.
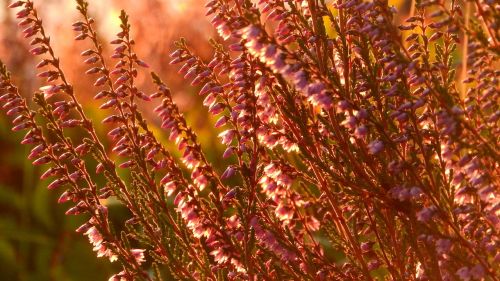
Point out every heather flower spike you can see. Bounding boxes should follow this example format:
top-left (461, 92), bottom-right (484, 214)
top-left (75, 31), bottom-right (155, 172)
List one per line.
top-left (1, 0), bottom-right (499, 280)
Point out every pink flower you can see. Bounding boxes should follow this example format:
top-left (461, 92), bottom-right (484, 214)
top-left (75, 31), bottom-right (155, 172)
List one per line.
top-left (367, 140), bottom-right (384, 154)
top-left (417, 205), bottom-right (437, 223)
top-left (130, 249), bottom-right (146, 264)
top-left (456, 267), bottom-right (471, 281)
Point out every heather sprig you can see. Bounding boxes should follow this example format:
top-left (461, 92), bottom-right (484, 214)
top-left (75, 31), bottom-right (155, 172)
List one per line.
top-left (1, 0), bottom-right (499, 280)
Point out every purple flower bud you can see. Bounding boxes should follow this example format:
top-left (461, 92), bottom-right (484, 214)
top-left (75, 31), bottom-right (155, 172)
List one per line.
top-left (367, 140), bottom-right (384, 154)
top-left (119, 160), bottom-right (135, 168)
top-left (214, 116), bottom-right (228, 128)
top-left (3, 98), bottom-right (21, 109)
top-left (94, 91), bottom-right (109, 100)
top-left (222, 147), bottom-right (234, 159)
top-left (74, 143), bottom-right (90, 155)
top-left (30, 46), bottom-right (47, 55)
top-left (48, 178), bottom-right (67, 190)
top-left (208, 103), bottom-right (225, 115)
top-left (12, 122), bottom-right (30, 132)
top-left (361, 242), bottom-right (372, 252)
top-left (114, 75), bottom-right (129, 85)
top-left (100, 99), bottom-right (117, 110)
top-left (33, 156), bottom-right (51, 165)
top-left (135, 60), bottom-right (149, 68)
top-left (94, 76), bottom-right (107, 87)
top-left (456, 267), bottom-right (471, 281)
top-left (28, 144), bottom-right (45, 159)
top-left (161, 119), bottom-right (176, 129)
top-left (21, 137), bottom-right (37, 145)
top-left (75, 222), bottom-right (92, 233)
top-left (65, 206), bottom-right (84, 215)
top-left (52, 104), bottom-right (68, 116)
top-left (16, 9), bottom-right (30, 18)
top-left (341, 116), bottom-right (357, 129)
top-left (57, 191), bottom-right (72, 204)
top-left (367, 260), bottom-right (380, 271)
top-left (354, 125), bottom-right (368, 139)
top-left (8, 1), bottom-right (25, 8)
top-left (173, 192), bottom-right (184, 206)
top-left (114, 45), bottom-right (127, 53)
top-left (222, 166), bottom-right (236, 180)
top-left (12, 114), bottom-right (28, 125)
top-left (417, 206), bottom-right (436, 222)
top-left (6, 106), bottom-right (23, 116)
top-left (409, 187), bottom-right (422, 198)
top-left (95, 163), bottom-right (105, 174)
top-left (40, 167), bottom-right (60, 180)
top-left (0, 93), bottom-right (14, 102)
top-left (84, 56), bottom-right (99, 64)
top-left (58, 152), bottom-right (72, 161)
top-left (219, 129), bottom-right (235, 145)
top-left (74, 33), bottom-right (87, 40)
top-left (470, 265), bottom-right (485, 280)
top-left (307, 82), bottom-right (325, 96)
top-left (86, 67), bottom-right (101, 75)
top-left (435, 239), bottom-right (452, 254)
top-left (102, 115), bottom-right (123, 124)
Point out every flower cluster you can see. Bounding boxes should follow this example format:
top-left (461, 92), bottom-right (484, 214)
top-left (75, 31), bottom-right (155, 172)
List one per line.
top-left (1, 0), bottom-right (499, 280)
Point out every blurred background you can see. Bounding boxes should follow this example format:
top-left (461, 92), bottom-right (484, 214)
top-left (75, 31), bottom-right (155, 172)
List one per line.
top-left (0, 0), bottom-right (413, 280)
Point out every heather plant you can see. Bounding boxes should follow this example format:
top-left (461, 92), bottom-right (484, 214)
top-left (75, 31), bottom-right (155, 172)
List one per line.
top-left (0, 0), bottom-right (499, 280)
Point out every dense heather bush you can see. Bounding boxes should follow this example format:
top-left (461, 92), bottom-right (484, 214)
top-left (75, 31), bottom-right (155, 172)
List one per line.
top-left (1, 0), bottom-right (499, 280)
